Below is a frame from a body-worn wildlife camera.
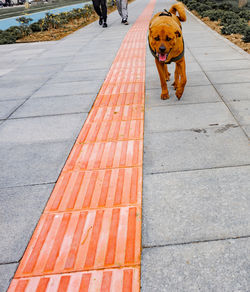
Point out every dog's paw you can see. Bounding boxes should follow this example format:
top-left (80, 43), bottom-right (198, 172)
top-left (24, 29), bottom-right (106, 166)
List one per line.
top-left (175, 89), bottom-right (183, 100)
top-left (161, 92), bottom-right (169, 100)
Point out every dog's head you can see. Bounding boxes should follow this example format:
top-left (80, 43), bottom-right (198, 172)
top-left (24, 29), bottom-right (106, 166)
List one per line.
top-left (149, 22), bottom-right (182, 62)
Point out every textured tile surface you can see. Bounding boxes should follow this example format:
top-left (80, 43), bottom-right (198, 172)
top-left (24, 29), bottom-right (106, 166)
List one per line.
top-left (15, 208), bottom-right (141, 277)
top-left (9, 268), bottom-right (140, 292)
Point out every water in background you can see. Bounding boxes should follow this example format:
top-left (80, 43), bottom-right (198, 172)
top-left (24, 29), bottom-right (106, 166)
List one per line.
top-left (0, 1), bottom-right (91, 30)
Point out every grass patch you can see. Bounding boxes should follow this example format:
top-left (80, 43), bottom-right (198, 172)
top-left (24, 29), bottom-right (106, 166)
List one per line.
top-left (179, 0), bottom-right (250, 53)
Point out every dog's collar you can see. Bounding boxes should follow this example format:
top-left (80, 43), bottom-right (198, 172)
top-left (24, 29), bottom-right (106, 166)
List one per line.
top-left (159, 9), bottom-right (182, 24)
top-left (159, 9), bottom-right (172, 17)
top-left (148, 36), bottom-right (185, 64)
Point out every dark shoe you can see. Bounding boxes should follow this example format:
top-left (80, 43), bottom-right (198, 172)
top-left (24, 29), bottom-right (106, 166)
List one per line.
top-left (102, 22), bottom-right (107, 28)
top-left (99, 17), bottom-right (103, 25)
top-left (121, 19), bottom-right (128, 25)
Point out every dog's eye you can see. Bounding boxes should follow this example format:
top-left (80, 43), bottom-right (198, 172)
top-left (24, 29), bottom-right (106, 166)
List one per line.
top-left (154, 36), bottom-right (160, 41)
top-left (166, 36), bottom-right (172, 41)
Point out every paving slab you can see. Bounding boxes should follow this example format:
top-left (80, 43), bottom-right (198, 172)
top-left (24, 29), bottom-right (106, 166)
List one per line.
top-left (143, 126), bottom-right (249, 175)
top-left (23, 56), bottom-right (73, 67)
top-left (205, 69), bottom-right (250, 85)
top-left (11, 95), bottom-right (93, 118)
top-left (0, 184), bottom-right (54, 263)
top-left (0, 141), bottom-right (74, 188)
top-left (141, 238), bottom-right (250, 292)
top-left (48, 68), bottom-right (108, 84)
top-left (190, 45), bottom-right (239, 54)
top-left (214, 83), bottom-right (250, 102)
top-left (0, 83), bottom-right (44, 101)
top-left (185, 37), bottom-right (226, 49)
top-left (145, 85), bottom-right (221, 106)
top-left (227, 100), bottom-right (250, 126)
top-left (155, 87), bottom-right (220, 105)
top-left (0, 74), bottom-right (50, 89)
top-left (142, 166), bottom-right (250, 247)
top-left (63, 59), bottom-right (115, 72)
top-left (8, 64), bottom-right (63, 76)
top-left (0, 264), bottom-right (18, 292)
top-left (31, 80), bottom-right (102, 98)
top-left (0, 114), bottom-right (87, 144)
top-left (0, 100), bottom-right (25, 120)
top-left (199, 59), bottom-right (250, 72)
top-left (9, 49), bottom-right (45, 57)
top-left (145, 102), bottom-right (235, 133)
top-left (194, 50), bottom-right (246, 62)
top-left (243, 124), bottom-right (250, 138)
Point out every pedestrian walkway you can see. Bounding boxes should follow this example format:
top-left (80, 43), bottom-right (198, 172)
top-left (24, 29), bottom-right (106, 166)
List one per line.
top-left (0, 0), bottom-right (250, 291)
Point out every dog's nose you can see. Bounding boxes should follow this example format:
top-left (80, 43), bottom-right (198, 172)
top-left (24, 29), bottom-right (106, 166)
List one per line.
top-left (159, 45), bottom-right (166, 53)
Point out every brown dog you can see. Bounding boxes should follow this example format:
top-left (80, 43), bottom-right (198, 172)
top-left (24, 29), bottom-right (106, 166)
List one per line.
top-left (148, 3), bottom-right (187, 100)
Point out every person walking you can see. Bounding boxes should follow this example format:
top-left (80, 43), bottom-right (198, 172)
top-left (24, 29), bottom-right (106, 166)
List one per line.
top-left (116, 0), bottom-right (129, 25)
top-left (92, 0), bottom-right (108, 28)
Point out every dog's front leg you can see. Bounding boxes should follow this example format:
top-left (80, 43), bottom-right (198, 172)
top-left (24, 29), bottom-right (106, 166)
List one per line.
top-left (175, 58), bottom-right (186, 100)
top-left (164, 64), bottom-right (171, 81)
top-left (172, 64), bottom-right (180, 90)
top-left (155, 58), bottom-right (169, 99)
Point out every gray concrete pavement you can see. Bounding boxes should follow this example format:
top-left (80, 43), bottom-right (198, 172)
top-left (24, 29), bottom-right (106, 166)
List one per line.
top-left (0, 0), bottom-right (250, 291)
top-left (142, 0), bottom-right (250, 291)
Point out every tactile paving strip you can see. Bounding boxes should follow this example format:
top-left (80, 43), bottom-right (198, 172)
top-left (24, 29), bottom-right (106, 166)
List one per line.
top-left (62, 140), bottom-right (143, 171)
top-left (45, 168), bottom-right (142, 212)
top-left (8, 0), bottom-right (156, 290)
top-left (15, 207), bottom-right (141, 277)
top-left (9, 268), bottom-right (140, 292)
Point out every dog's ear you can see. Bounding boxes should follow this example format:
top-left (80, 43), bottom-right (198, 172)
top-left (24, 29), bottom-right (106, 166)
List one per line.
top-left (175, 30), bottom-right (181, 38)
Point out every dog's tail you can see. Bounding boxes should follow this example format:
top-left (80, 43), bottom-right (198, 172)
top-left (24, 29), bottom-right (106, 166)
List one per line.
top-left (169, 3), bottom-right (186, 22)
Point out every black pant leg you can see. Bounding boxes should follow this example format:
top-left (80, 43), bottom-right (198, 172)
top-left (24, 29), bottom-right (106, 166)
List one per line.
top-left (100, 0), bottom-right (107, 22)
top-left (92, 0), bottom-right (102, 18)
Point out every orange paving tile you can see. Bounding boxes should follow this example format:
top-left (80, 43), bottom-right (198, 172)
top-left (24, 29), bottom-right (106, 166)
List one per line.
top-left (45, 168), bottom-right (142, 212)
top-left (75, 119), bottom-right (143, 143)
top-left (98, 82), bottom-right (144, 96)
top-left (15, 208), bottom-right (141, 277)
top-left (105, 68), bottom-right (145, 84)
top-left (62, 140), bottom-right (143, 171)
top-left (8, 0), bottom-right (156, 290)
top-left (9, 268), bottom-right (140, 292)
top-left (94, 93), bottom-right (144, 107)
top-left (83, 105), bottom-right (144, 123)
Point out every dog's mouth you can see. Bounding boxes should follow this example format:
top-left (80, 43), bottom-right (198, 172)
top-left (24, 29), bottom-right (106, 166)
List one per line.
top-left (159, 53), bottom-right (167, 62)
top-left (157, 50), bottom-right (171, 62)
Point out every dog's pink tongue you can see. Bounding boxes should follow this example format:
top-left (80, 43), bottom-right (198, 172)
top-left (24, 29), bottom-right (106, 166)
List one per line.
top-left (159, 54), bottom-right (167, 62)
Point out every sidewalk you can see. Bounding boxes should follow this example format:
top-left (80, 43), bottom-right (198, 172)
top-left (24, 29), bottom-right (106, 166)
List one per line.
top-left (0, 0), bottom-right (250, 291)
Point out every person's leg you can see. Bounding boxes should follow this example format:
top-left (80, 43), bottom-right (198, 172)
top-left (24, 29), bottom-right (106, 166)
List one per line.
top-left (121, 0), bottom-right (128, 21)
top-left (93, 0), bottom-right (104, 25)
top-left (100, 0), bottom-right (107, 23)
top-left (92, 0), bottom-right (102, 17)
top-left (116, 0), bottom-right (123, 18)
